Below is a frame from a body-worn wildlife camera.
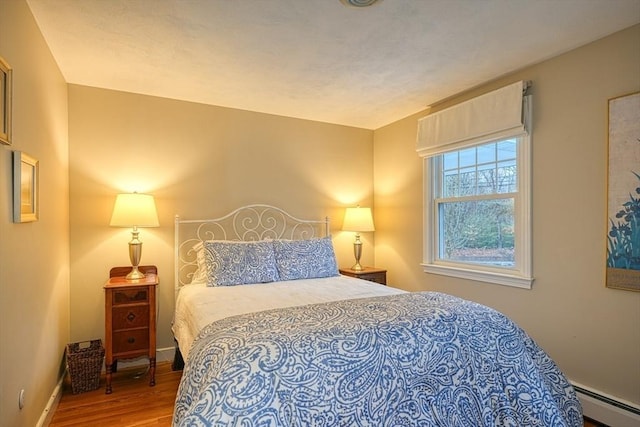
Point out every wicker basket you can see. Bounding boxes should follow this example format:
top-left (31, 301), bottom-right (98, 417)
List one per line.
top-left (66, 340), bottom-right (104, 394)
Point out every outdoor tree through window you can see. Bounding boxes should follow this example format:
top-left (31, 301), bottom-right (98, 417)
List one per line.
top-left (438, 139), bottom-right (517, 266)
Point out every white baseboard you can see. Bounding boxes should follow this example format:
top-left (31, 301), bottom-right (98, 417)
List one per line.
top-left (37, 376), bottom-right (64, 427)
top-left (572, 381), bottom-right (640, 426)
top-left (40, 347), bottom-right (176, 426)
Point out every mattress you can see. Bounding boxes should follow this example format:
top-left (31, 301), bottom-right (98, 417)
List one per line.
top-left (172, 274), bottom-right (403, 361)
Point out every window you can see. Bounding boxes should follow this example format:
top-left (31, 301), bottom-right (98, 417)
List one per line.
top-left (423, 135), bottom-right (531, 288)
top-left (417, 81), bottom-right (533, 288)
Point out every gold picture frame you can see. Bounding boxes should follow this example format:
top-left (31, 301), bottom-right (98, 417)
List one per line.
top-left (0, 55), bottom-right (12, 146)
top-left (13, 151), bottom-right (39, 223)
top-left (606, 91), bottom-right (640, 291)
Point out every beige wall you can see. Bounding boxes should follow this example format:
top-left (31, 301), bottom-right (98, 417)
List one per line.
top-left (68, 86), bottom-right (376, 350)
top-left (0, 1), bottom-right (70, 426)
top-left (374, 25), bottom-right (640, 405)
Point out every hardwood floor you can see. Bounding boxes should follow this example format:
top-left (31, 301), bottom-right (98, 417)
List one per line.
top-left (49, 362), bottom-right (181, 427)
top-left (51, 362), bottom-right (605, 426)
top-left (584, 418), bottom-right (608, 427)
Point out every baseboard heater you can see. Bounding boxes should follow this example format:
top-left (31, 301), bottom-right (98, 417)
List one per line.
top-left (573, 382), bottom-right (640, 426)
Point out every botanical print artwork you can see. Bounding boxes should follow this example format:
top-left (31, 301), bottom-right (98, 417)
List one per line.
top-left (606, 92), bottom-right (640, 291)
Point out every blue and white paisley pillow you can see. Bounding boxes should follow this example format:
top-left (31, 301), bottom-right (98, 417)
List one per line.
top-left (203, 240), bottom-right (279, 286)
top-left (273, 237), bottom-right (339, 280)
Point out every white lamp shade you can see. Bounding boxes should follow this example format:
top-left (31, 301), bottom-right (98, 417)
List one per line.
top-left (110, 193), bottom-right (159, 227)
top-left (342, 207), bottom-right (375, 232)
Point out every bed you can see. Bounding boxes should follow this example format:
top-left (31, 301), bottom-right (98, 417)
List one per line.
top-left (172, 204), bottom-right (582, 426)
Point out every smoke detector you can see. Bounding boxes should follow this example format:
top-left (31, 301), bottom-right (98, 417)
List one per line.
top-left (340, 0), bottom-right (381, 7)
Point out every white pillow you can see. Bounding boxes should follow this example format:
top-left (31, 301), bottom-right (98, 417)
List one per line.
top-left (189, 241), bottom-right (208, 284)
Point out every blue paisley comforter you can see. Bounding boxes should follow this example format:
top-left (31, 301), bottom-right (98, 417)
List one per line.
top-left (173, 292), bottom-right (582, 426)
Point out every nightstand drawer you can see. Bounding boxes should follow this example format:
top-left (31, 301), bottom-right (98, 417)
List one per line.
top-left (356, 272), bottom-right (386, 284)
top-left (112, 288), bottom-right (149, 305)
top-left (112, 306), bottom-right (149, 330)
top-left (113, 329), bottom-right (150, 353)
top-left (339, 267), bottom-right (387, 285)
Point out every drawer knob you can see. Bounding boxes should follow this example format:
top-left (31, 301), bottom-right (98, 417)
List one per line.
top-left (127, 337), bottom-right (135, 344)
top-left (127, 312), bottom-right (136, 322)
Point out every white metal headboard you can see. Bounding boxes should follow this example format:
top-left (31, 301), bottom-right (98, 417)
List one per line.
top-left (174, 204), bottom-right (330, 294)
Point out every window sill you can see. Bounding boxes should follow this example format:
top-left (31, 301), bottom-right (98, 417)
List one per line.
top-left (421, 263), bottom-right (533, 289)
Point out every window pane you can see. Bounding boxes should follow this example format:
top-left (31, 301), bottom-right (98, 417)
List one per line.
top-left (443, 170), bottom-right (459, 197)
top-left (477, 163), bottom-right (496, 194)
top-left (443, 152), bottom-right (458, 170)
top-left (458, 167), bottom-right (476, 196)
top-left (497, 139), bottom-right (517, 161)
top-left (497, 160), bottom-right (517, 193)
top-left (477, 144), bottom-right (496, 164)
top-left (439, 198), bottom-right (514, 267)
top-left (459, 147), bottom-right (476, 168)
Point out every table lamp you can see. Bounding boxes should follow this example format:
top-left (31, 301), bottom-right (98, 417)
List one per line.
top-left (342, 206), bottom-right (375, 271)
top-left (110, 192), bottom-right (159, 280)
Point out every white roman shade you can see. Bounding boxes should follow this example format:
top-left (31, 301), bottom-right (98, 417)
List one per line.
top-left (416, 81), bottom-right (531, 158)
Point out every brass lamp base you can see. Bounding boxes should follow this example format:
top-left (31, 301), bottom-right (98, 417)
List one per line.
top-left (126, 228), bottom-right (146, 280)
top-left (351, 234), bottom-right (364, 271)
top-left (126, 265), bottom-right (145, 280)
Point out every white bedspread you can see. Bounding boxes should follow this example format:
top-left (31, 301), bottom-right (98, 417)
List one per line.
top-left (172, 275), bottom-right (403, 362)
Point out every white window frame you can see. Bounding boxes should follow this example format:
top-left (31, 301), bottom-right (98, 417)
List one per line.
top-left (422, 133), bottom-right (533, 289)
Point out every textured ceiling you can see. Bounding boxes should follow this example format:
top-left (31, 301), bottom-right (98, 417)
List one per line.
top-left (26, 0), bottom-right (640, 129)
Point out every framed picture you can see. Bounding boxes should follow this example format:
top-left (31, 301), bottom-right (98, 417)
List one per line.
top-left (13, 151), bottom-right (39, 223)
top-left (606, 91), bottom-right (640, 291)
top-left (0, 55), bottom-right (12, 146)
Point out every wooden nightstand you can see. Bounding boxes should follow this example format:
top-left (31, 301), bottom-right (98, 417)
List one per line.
top-left (104, 265), bottom-right (158, 394)
top-left (339, 267), bottom-right (387, 285)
